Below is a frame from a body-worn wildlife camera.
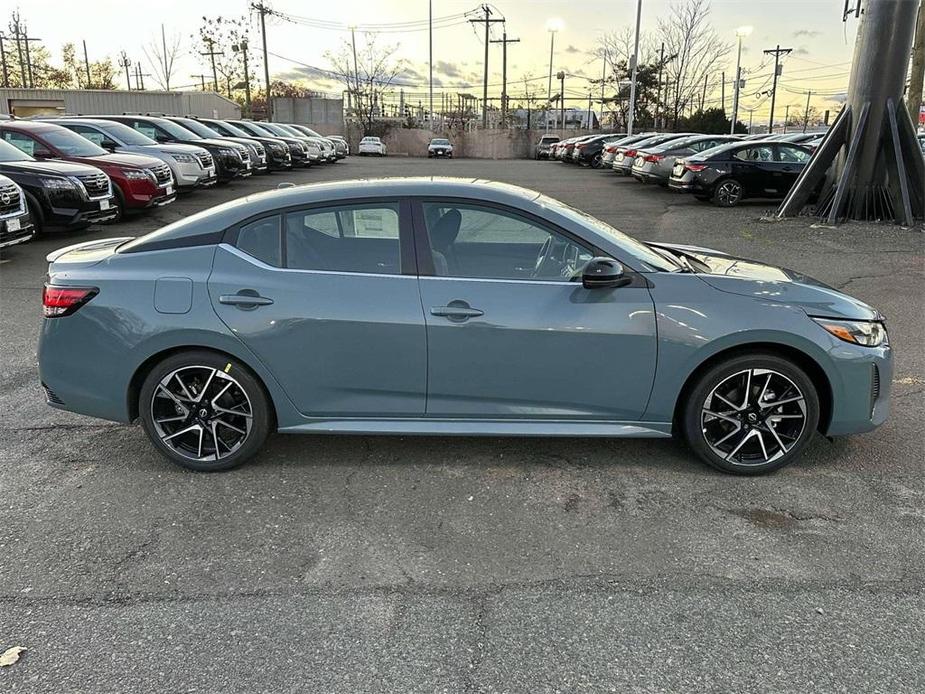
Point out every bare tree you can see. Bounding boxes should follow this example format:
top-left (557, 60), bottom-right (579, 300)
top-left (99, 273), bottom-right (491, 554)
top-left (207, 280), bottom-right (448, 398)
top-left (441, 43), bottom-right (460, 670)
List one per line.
top-left (657, 0), bottom-right (730, 126)
top-left (143, 26), bottom-right (183, 91)
top-left (326, 33), bottom-right (406, 134)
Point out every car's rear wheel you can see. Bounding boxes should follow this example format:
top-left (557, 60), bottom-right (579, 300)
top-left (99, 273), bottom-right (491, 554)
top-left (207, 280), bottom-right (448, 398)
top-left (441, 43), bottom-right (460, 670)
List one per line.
top-left (139, 351), bottom-right (272, 472)
top-left (712, 178), bottom-right (744, 207)
top-left (591, 154), bottom-right (602, 168)
top-left (681, 353), bottom-right (819, 475)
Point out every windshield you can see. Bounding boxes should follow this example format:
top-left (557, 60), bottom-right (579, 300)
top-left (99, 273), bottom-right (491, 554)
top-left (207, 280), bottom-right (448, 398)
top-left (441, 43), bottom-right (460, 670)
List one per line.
top-left (258, 123), bottom-right (291, 137)
top-left (274, 124), bottom-right (302, 137)
top-left (0, 139), bottom-right (33, 162)
top-left (215, 121), bottom-right (251, 137)
top-left (98, 121), bottom-right (156, 146)
top-left (173, 118), bottom-right (221, 139)
top-left (41, 128), bottom-right (107, 156)
top-left (431, 139), bottom-right (450, 145)
top-left (155, 119), bottom-right (202, 140)
top-left (536, 194), bottom-right (678, 272)
top-left (295, 125), bottom-right (322, 137)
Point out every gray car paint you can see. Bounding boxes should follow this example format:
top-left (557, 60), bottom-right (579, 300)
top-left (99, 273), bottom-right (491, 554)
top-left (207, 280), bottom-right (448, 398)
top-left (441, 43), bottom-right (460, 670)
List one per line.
top-left (38, 177), bottom-right (892, 442)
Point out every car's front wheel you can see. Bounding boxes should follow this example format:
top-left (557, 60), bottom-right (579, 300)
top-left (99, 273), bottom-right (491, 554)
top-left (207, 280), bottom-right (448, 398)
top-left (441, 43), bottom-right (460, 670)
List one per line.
top-left (712, 178), bottom-right (744, 207)
top-left (681, 353), bottom-right (820, 475)
top-left (139, 351), bottom-right (272, 471)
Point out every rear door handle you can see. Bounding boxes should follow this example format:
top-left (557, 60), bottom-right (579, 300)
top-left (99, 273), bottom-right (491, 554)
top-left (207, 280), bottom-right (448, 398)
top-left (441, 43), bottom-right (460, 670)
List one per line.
top-left (219, 292), bottom-right (274, 308)
top-left (431, 305), bottom-right (484, 319)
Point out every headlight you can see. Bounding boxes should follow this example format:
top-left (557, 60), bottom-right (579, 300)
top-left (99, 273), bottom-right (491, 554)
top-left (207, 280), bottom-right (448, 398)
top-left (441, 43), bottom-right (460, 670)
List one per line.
top-left (123, 169), bottom-right (152, 180)
top-left (813, 318), bottom-right (888, 347)
top-left (171, 153), bottom-right (197, 163)
top-left (39, 176), bottom-right (76, 190)
top-left (218, 146), bottom-right (238, 158)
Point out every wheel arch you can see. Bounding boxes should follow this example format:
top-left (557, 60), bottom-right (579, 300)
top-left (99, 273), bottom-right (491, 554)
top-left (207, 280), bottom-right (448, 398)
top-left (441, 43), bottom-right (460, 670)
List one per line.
top-left (127, 345), bottom-right (279, 430)
top-left (672, 341), bottom-right (833, 434)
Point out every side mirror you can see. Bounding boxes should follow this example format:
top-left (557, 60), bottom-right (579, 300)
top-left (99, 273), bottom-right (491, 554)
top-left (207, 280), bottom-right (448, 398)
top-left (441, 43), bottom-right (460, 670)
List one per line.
top-left (32, 147), bottom-right (53, 159)
top-left (582, 257), bottom-right (632, 289)
top-left (101, 140), bottom-right (118, 152)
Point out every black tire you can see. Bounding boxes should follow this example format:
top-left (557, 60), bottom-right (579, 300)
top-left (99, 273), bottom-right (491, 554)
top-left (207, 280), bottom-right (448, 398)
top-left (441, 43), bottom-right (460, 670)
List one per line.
top-left (139, 350), bottom-right (272, 472)
top-left (24, 193), bottom-right (45, 234)
top-left (591, 154), bottom-right (602, 169)
top-left (681, 352), bottom-right (820, 475)
top-left (712, 178), bottom-right (744, 207)
top-left (110, 186), bottom-right (126, 223)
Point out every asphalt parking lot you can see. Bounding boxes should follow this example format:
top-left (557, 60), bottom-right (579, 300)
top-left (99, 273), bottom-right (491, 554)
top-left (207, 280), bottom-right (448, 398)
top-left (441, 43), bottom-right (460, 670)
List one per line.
top-left (1, 157), bottom-right (923, 693)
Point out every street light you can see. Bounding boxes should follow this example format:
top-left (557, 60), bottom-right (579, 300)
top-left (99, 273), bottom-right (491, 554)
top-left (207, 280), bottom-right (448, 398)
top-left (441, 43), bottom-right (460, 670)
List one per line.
top-left (545, 18), bottom-right (563, 131)
top-left (730, 25), bottom-right (752, 134)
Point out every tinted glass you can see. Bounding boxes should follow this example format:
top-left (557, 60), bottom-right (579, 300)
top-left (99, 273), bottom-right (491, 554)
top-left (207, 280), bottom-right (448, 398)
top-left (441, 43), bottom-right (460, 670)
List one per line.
top-left (99, 121), bottom-right (156, 145)
top-left (777, 145), bottom-right (810, 162)
top-left (238, 216), bottom-right (282, 267)
top-left (172, 118), bottom-right (221, 138)
top-left (0, 138), bottom-right (33, 161)
top-left (143, 119), bottom-right (201, 140)
top-left (285, 203), bottom-right (401, 274)
top-left (734, 145), bottom-right (774, 162)
top-left (2, 131), bottom-right (43, 157)
top-left (422, 201), bottom-right (593, 281)
top-left (213, 121), bottom-right (250, 137)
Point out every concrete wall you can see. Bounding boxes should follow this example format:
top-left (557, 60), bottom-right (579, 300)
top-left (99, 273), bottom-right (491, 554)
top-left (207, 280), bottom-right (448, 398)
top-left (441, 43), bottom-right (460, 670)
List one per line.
top-left (347, 127), bottom-right (598, 159)
top-left (0, 88), bottom-right (241, 119)
top-left (272, 97), bottom-right (344, 133)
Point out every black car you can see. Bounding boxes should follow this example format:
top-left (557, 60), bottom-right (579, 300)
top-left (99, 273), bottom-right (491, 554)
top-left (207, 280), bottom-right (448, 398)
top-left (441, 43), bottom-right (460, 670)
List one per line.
top-left (0, 139), bottom-right (117, 233)
top-left (669, 140), bottom-right (814, 207)
top-left (573, 133), bottom-right (627, 168)
top-left (162, 117), bottom-right (268, 174)
top-left (89, 116), bottom-right (251, 183)
top-left (194, 117), bottom-right (293, 171)
top-left (228, 120), bottom-right (311, 168)
top-left (0, 173), bottom-right (36, 248)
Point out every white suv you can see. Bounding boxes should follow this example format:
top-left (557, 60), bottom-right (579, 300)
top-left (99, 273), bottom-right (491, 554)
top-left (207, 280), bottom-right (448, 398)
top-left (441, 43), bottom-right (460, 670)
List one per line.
top-left (358, 136), bottom-right (386, 156)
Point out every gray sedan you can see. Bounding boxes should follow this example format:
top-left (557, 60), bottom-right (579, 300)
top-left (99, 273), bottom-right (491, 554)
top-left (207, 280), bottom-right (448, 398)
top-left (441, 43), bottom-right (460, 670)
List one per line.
top-left (38, 178), bottom-right (891, 474)
top-left (630, 134), bottom-right (742, 185)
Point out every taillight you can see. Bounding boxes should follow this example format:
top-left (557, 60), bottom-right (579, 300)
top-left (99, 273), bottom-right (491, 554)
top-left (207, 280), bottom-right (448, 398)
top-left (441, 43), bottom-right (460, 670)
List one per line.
top-left (644, 154), bottom-right (664, 163)
top-left (685, 163), bottom-right (708, 172)
top-left (604, 145), bottom-right (615, 153)
top-left (42, 285), bottom-right (98, 318)
top-left (625, 149), bottom-right (637, 158)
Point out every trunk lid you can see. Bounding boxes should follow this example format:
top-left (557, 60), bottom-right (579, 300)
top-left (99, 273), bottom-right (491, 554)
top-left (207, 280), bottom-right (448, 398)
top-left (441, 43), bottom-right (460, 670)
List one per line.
top-left (46, 237), bottom-right (132, 277)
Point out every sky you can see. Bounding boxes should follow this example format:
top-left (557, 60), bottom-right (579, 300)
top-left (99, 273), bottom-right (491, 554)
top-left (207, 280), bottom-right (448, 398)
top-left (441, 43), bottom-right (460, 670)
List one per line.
top-left (11, 0), bottom-right (860, 119)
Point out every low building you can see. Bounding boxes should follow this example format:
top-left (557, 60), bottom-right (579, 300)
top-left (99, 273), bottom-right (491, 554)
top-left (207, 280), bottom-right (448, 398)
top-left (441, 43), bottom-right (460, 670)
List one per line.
top-left (0, 88), bottom-right (241, 119)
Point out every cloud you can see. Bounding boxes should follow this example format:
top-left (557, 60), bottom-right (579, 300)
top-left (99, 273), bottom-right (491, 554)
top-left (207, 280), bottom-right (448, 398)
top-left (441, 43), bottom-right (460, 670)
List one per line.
top-left (565, 44), bottom-right (580, 54)
top-left (793, 46), bottom-right (810, 56)
top-left (828, 92), bottom-right (848, 104)
top-left (793, 29), bottom-right (821, 38)
top-left (435, 60), bottom-right (463, 78)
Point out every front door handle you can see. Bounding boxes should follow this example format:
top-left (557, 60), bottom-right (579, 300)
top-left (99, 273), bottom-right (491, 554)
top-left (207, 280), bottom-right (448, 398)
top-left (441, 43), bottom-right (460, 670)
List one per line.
top-left (219, 292), bottom-right (274, 308)
top-left (431, 303), bottom-right (484, 320)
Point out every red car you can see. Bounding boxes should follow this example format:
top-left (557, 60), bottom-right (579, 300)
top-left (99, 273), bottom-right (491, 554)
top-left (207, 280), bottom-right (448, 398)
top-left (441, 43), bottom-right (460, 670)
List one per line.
top-left (0, 121), bottom-right (175, 219)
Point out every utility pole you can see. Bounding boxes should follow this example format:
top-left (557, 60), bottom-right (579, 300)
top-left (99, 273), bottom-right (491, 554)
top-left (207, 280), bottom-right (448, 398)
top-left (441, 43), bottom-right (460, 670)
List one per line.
top-left (721, 70), bottom-right (725, 114)
top-left (783, 104), bottom-right (790, 132)
top-left (656, 42), bottom-right (664, 128)
top-left (627, 0), bottom-right (643, 135)
top-left (700, 73), bottom-right (708, 111)
top-left (490, 29), bottom-right (520, 127)
top-left (201, 38), bottom-right (221, 92)
top-left (251, 2), bottom-right (273, 121)
top-left (11, 13), bottom-right (26, 88)
top-left (82, 40), bottom-right (92, 88)
top-left (469, 4), bottom-right (504, 128)
top-left (20, 24), bottom-right (39, 89)
top-left (803, 89), bottom-right (812, 132)
top-left (731, 26), bottom-right (752, 133)
top-left (193, 74), bottom-right (208, 91)
top-left (587, 92), bottom-right (592, 129)
top-left (599, 53), bottom-right (607, 129)
top-left (429, 0), bottom-right (433, 129)
top-left (234, 39), bottom-right (252, 117)
top-left (0, 34), bottom-right (9, 88)
top-left (349, 26), bottom-right (360, 123)
top-left (160, 25), bottom-right (171, 90)
top-left (558, 70), bottom-right (565, 130)
top-left (119, 52), bottom-right (132, 91)
top-left (763, 44), bottom-right (792, 133)
top-left (907, 0), bottom-right (925, 125)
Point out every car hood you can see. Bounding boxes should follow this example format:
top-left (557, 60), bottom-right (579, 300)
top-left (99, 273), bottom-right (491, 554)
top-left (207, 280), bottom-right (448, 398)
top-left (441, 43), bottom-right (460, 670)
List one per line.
top-left (66, 152), bottom-right (163, 169)
top-left (0, 159), bottom-right (107, 176)
top-left (137, 143), bottom-right (207, 156)
top-left (649, 242), bottom-right (882, 321)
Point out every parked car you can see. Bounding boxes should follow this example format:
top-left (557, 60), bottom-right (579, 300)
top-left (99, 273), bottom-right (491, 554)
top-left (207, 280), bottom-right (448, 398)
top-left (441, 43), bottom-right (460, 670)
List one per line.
top-left (161, 117), bottom-right (268, 174)
top-left (764, 132), bottom-right (825, 144)
top-left (534, 134), bottom-right (560, 160)
top-left (37, 178), bottom-right (891, 475)
top-left (560, 135), bottom-right (598, 162)
top-left (669, 141), bottom-right (814, 206)
top-left (327, 135), bottom-right (350, 156)
top-left (90, 115), bottom-right (252, 183)
top-left (612, 133), bottom-right (694, 175)
top-left (262, 123), bottom-right (333, 162)
top-left (358, 136), bottom-right (387, 156)
top-left (427, 138), bottom-right (454, 158)
top-left (917, 133), bottom-right (924, 154)
top-left (227, 120), bottom-right (312, 167)
top-left (0, 138), bottom-right (117, 232)
top-left (191, 117), bottom-right (292, 171)
top-left (631, 134), bottom-right (742, 185)
top-left (0, 173), bottom-right (36, 248)
top-left (601, 133), bottom-right (655, 168)
top-left (285, 124), bottom-right (346, 160)
top-left (49, 118), bottom-right (216, 192)
top-left (572, 133), bottom-right (627, 168)
top-left (0, 121), bottom-right (175, 220)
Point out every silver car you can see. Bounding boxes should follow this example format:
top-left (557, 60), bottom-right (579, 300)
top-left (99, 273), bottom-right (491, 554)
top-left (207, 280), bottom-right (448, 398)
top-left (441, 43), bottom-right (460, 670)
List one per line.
top-left (631, 135), bottom-right (742, 185)
top-left (50, 118), bottom-right (216, 191)
top-left (38, 178), bottom-right (892, 476)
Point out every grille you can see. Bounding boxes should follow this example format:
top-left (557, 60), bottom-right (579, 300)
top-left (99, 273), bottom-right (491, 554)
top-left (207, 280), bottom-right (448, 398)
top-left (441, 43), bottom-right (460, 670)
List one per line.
top-left (42, 383), bottom-right (64, 405)
top-left (240, 149), bottom-right (251, 164)
top-left (195, 151), bottom-right (214, 168)
top-left (870, 364), bottom-right (881, 418)
top-left (252, 142), bottom-right (266, 157)
top-left (151, 162), bottom-right (172, 185)
top-left (0, 181), bottom-right (22, 216)
top-left (76, 172), bottom-right (110, 198)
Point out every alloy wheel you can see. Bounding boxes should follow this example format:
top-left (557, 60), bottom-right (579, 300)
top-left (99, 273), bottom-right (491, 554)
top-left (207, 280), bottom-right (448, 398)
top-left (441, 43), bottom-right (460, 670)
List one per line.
top-left (716, 180), bottom-right (742, 206)
top-left (150, 365), bottom-right (253, 463)
top-left (701, 368), bottom-right (807, 466)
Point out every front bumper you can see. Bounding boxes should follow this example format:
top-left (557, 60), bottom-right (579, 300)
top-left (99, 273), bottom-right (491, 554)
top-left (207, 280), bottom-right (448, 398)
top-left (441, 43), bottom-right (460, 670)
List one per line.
top-left (429, 149), bottom-right (452, 157)
top-left (825, 342), bottom-right (893, 436)
top-left (0, 212), bottom-right (36, 248)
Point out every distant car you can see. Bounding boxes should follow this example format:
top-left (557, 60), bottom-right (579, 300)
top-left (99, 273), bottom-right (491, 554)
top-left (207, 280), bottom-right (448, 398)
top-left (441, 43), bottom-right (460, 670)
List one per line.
top-left (37, 178), bottom-right (892, 476)
top-left (268, 123), bottom-right (335, 162)
top-left (162, 117), bottom-right (268, 174)
top-left (612, 133), bottom-right (694, 175)
top-left (764, 132), bottom-right (825, 144)
top-left (285, 124), bottom-right (346, 160)
top-left (0, 120), bottom-right (175, 220)
top-left (572, 133), bottom-right (627, 168)
top-left (0, 173), bottom-right (36, 248)
top-left (50, 118), bottom-right (217, 192)
top-left (534, 135), bottom-right (560, 160)
top-left (669, 141), bottom-right (814, 207)
top-left (631, 134), bottom-right (742, 185)
top-left (0, 138), bottom-right (117, 233)
top-left (427, 138), bottom-right (453, 158)
top-left (327, 135), bottom-right (350, 156)
top-left (601, 133), bottom-right (656, 168)
top-left (191, 117), bottom-right (293, 172)
top-left (227, 120), bottom-right (311, 168)
top-left (560, 135), bottom-right (597, 162)
top-left (358, 136), bottom-right (386, 156)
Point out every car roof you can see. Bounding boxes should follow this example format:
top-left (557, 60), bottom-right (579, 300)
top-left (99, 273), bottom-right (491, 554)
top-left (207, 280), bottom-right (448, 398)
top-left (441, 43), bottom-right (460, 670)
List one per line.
top-left (0, 120), bottom-right (58, 133)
